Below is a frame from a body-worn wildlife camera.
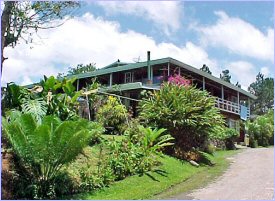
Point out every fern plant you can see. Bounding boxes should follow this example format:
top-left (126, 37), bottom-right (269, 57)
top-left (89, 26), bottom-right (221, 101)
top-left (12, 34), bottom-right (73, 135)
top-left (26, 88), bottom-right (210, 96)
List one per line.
top-left (2, 112), bottom-right (96, 199)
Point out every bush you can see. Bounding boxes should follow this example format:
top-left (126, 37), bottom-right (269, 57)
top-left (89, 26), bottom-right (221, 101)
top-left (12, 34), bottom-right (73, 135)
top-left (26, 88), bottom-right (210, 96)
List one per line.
top-left (223, 128), bottom-right (238, 150)
top-left (246, 110), bottom-right (274, 147)
top-left (103, 126), bottom-right (174, 180)
top-left (139, 80), bottom-right (225, 158)
top-left (96, 96), bottom-right (129, 135)
top-left (2, 112), bottom-right (96, 199)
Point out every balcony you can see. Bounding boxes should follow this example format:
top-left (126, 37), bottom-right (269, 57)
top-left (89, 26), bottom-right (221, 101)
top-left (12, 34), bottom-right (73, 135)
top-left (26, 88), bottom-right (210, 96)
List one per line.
top-left (215, 97), bottom-right (250, 119)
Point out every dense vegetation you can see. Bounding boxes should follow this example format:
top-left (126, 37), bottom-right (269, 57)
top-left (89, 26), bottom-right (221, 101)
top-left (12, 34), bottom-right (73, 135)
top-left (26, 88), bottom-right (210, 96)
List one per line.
top-left (2, 74), bottom-right (271, 199)
top-left (246, 109), bottom-right (274, 147)
top-left (139, 75), bottom-right (228, 161)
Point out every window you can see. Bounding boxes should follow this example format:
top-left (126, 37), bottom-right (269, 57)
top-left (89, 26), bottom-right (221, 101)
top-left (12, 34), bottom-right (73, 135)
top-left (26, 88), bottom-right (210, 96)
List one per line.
top-left (125, 72), bottom-right (134, 83)
top-left (227, 119), bottom-right (240, 133)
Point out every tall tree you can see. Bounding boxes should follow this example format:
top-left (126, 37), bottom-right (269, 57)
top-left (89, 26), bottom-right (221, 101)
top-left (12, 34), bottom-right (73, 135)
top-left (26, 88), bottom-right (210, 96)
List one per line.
top-left (68, 63), bottom-right (97, 75)
top-left (248, 73), bottom-right (274, 115)
top-left (200, 64), bottom-right (212, 74)
top-left (220, 69), bottom-right (231, 83)
top-left (57, 63), bottom-right (97, 78)
top-left (235, 82), bottom-right (241, 88)
top-left (1, 1), bottom-right (80, 73)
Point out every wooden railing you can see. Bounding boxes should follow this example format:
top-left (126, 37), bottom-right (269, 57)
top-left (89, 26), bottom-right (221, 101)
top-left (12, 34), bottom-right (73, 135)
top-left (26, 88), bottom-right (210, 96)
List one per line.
top-left (215, 98), bottom-right (240, 115)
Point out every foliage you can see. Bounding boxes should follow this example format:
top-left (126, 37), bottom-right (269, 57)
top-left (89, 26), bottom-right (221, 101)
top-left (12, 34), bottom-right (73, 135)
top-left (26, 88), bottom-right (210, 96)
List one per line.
top-left (167, 74), bottom-right (191, 86)
top-left (246, 110), bottom-right (274, 147)
top-left (96, 96), bottom-right (128, 135)
top-left (124, 118), bottom-right (144, 144)
top-left (1, 82), bottom-right (29, 114)
top-left (68, 63), bottom-right (97, 75)
top-left (220, 69), bottom-right (231, 83)
top-left (73, 150), bottom-right (238, 200)
top-left (248, 73), bottom-right (274, 115)
top-left (235, 82), bottom-right (241, 88)
top-left (39, 75), bottom-right (82, 120)
top-left (2, 112), bottom-right (95, 199)
top-left (139, 80), bottom-right (225, 159)
top-left (21, 98), bottom-right (47, 123)
top-left (138, 126), bottom-right (174, 154)
top-left (223, 128), bottom-right (238, 150)
top-left (2, 76), bottom-right (83, 121)
top-left (88, 122), bottom-right (105, 145)
top-left (200, 64), bottom-right (212, 74)
top-left (102, 126), bottom-right (174, 180)
top-left (57, 63), bottom-right (97, 78)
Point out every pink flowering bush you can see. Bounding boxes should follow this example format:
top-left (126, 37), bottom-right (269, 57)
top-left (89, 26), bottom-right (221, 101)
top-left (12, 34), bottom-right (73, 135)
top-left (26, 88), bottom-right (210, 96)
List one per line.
top-left (167, 75), bottom-right (191, 86)
top-left (139, 80), bottom-right (225, 159)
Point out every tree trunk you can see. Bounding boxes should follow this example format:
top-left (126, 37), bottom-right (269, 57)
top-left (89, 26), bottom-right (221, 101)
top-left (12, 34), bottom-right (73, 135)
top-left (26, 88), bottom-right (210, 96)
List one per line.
top-left (1, 1), bottom-right (14, 75)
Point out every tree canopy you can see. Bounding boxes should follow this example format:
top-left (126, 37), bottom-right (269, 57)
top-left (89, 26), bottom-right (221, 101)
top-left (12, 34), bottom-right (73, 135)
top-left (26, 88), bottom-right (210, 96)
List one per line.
top-left (200, 64), bottom-right (212, 74)
top-left (248, 73), bottom-right (274, 115)
top-left (220, 69), bottom-right (231, 83)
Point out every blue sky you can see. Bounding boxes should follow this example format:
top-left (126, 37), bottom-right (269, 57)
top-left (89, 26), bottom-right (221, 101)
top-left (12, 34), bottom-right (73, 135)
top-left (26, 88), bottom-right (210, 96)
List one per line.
top-left (2, 1), bottom-right (274, 90)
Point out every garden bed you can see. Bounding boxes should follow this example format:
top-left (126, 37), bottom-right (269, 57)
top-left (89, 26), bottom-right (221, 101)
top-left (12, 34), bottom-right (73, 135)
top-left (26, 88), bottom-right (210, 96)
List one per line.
top-left (67, 149), bottom-right (240, 200)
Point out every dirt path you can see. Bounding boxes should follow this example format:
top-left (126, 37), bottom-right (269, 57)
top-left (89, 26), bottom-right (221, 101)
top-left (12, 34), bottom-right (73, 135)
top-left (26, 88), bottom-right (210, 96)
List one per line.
top-left (169, 147), bottom-right (274, 200)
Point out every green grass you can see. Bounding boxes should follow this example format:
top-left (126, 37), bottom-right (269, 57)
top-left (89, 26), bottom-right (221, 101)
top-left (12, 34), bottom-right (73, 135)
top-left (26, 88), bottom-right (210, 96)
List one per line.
top-left (71, 149), bottom-right (242, 200)
top-left (152, 150), bottom-right (242, 199)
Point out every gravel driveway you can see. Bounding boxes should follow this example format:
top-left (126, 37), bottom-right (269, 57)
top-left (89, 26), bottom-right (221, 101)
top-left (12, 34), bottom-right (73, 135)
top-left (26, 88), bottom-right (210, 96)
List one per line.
top-left (170, 147), bottom-right (274, 200)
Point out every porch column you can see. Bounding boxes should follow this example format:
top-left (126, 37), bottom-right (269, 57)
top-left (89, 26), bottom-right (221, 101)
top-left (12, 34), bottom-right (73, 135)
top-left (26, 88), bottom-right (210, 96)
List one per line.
top-left (109, 73), bottom-right (113, 87)
top-left (237, 91), bottom-right (240, 113)
top-left (151, 66), bottom-right (154, 83)
top-left (202, 77), bottom-right (205, 90)
top-left (147, 51), bottom-right (151, 81)
top-left (178, 67), bottom-right (181, 75)
top-left (76, 79), bottom-right (79, 91)
top-left (221, 85), bottom-right (224, 100)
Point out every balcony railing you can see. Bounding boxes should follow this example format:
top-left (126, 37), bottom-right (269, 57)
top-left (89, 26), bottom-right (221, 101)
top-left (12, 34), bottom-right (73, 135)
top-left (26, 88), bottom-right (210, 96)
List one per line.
top-left (215, 98), bottom-right (250, 119)
top-left (215, 98), bottom-right (240, 115)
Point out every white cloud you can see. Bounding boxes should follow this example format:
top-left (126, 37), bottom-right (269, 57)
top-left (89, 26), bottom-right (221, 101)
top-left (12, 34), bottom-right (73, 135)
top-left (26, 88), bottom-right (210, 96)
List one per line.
top-left (226, 61), bottom-right (257, 90)
top-left (2, 12), bottom-right (217, 86)
top-left (95, 1), bottom-right (182, 35)
top-left (195, 11), bottom-right (274, 62)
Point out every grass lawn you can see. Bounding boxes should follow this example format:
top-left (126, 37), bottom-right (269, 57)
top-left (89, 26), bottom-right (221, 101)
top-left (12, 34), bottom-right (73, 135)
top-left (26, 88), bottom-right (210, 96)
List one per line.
top-left (71, 148), bottom-right (242, 200)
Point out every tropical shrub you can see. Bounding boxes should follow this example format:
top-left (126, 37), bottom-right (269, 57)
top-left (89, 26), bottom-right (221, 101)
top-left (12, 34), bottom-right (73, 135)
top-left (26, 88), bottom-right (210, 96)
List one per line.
top-left (138, 126), bottom-right (174, 154)
top-left (246, 110), bottom-right (274, 147)
top-left (40, 76), bottom-right (82, 120)
top-left (1, 82), bottom-right (30, 115)
top-left (223, 128), bottom-right (238, 150)
top-left (21, 98), bottom-right (47, 123)
top-left (96, 96), bottom-right (128, 135)
top-left (139, 80), bottom-right (225, 159)
top-left (2, 112), bottom-right (96, 199)
top-left (103, 126), bottom-right (174, 180)
top-left (2, 76), bottom-right (83, 121)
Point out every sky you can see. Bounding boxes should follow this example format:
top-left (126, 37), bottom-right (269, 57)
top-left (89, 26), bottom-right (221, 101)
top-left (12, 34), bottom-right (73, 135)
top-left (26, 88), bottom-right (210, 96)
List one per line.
top-left (1, 1), bottom-right (274, 90)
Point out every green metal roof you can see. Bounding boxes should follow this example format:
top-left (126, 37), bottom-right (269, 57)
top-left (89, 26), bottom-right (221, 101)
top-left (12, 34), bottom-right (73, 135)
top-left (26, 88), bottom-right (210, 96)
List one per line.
top-left (168, 58), bottom-right (257, 100)
top-left (67, 57), bottom-right (256, 99)
top-left (66, 58), bottom-right (170, 79)
top-left (21, 56), bottom-right (256, 100)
